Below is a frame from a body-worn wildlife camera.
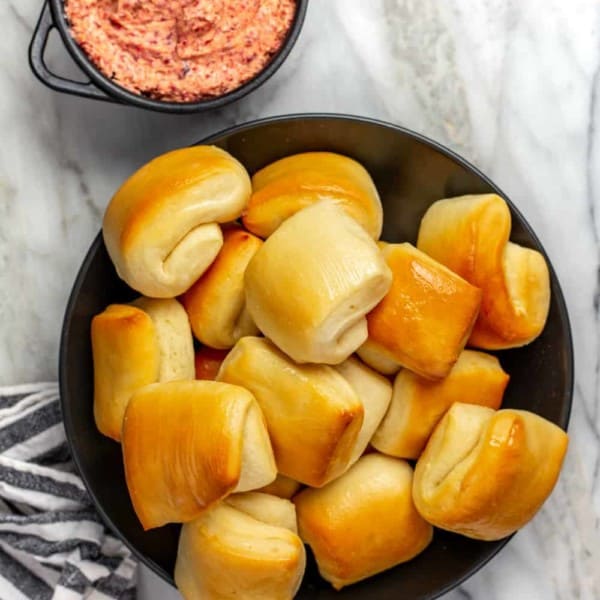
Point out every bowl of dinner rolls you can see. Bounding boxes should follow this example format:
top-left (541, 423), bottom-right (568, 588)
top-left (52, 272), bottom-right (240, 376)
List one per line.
top-left (59, 114), bottom-right (573, 599)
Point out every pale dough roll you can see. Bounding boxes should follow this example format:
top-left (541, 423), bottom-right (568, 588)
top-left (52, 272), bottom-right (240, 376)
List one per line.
top-left (371, 350), bottom-right (509, 459)
top-left (182, 227), bottom-right (261, 349)
top-left (334, 357), bottom-right (392, 466)
top-left (103, 146), bottom-right (251, 297)
top-left (217, 336), bottom-right (364, 487)
top-left (412, 403), bottom-right (568, 540)
top-left (417, 193), bottom-right (550, 349)
top-left (243, 151), bottom-right (383, 239)
top-left (365, 243), bottom-right (482, 379)
top-left (226, 492), bottom-right (298, 534)
top-left (294, 453), bottom-right (433, 590)
top-left (122, 380), bottom-right (276, 530)
top-left (131, 297), bottom-right (195, 382)
top-left (244, 200), bottom-right (392, 364)
top-left (175, 497), bottom-right (305, 600)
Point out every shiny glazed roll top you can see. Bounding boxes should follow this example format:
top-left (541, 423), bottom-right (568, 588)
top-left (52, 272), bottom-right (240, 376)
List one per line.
top-left (244, 200), bottom-right (392, 364)
top-left (294, 453), bottom-right (433, 590)
top-left (412, 403), bottom-right (568, 540)
top-left (122, 380), bottom-right (276, 530)
top-left (217, 336), bottom-right (365, 487)
top-left (103, 146), bottom-right (252, 298)
top-left (417, 194), bottom-right (551, 349)
top-left (243, 151), bottom-right (383, 239)
top-left (362, 243), bottom-right (482, 379)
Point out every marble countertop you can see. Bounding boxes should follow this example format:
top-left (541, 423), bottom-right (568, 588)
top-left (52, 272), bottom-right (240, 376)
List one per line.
top-left (2, 0), bottom-right (600, 598)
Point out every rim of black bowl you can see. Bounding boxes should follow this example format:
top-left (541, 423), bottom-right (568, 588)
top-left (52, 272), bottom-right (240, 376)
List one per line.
top-left (59, 113), bottom-right (574, 598)
top-left (49, 0), bottom-right (308, 113)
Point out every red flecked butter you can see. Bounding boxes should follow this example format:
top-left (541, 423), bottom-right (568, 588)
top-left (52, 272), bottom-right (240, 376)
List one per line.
top-left (65, 0), bottom-right (296, 103)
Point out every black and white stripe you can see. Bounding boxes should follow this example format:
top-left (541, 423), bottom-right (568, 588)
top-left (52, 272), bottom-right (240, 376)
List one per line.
top-left (0, 384), bottom-right (137, 599)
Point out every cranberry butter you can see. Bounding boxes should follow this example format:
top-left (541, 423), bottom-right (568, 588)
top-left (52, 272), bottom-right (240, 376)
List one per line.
top-left (65, 0), bottom-right (296, 102)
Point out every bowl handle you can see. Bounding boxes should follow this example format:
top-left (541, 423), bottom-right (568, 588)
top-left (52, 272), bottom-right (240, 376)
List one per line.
top-left (29, 1), bottom-right (118, 103)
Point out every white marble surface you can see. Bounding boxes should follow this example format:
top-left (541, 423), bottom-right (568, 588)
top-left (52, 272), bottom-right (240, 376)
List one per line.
top-left (1, 0), bottom-right (599, 598)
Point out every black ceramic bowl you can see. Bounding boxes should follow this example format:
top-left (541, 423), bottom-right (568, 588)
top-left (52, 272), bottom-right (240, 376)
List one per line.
top-left (28, 0), bottom-right (307, 113)
top-left (59, 114), bottom-right (573, 599)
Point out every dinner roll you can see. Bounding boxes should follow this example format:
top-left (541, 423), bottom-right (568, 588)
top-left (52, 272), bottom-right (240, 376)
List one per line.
top-left (417, 193), bottom-right (550, 349)
top-left (122, 380), bottom-right (276, 530)
top-left (131, 297), bottom-right (195, 382)
top-left (243, 152), bottom-right (383, 239)
top-left (413, 403), bottom-right (568, 540)
top-left (182, 227), bottom-right (261, 349)
top-left (334, 357), bottom-right (392, 466)
top-left (365, 243), bottom-right (482, 379)
top-left (356, 338), bottom-right (400, 375)
top-left (294, 454), bottom-right (432, 590)
top-left (175, 496), bottom-right (305, 600)
top-left (244, 201), bottom-right (392, 364)
top-left (91, 298), bottom-right (194, 441)
top-left (258, 474), bottom-right (301, 500)
top-left (217, 336), bottom-right (364, 487)
top-left (194, 347), bottom-right (229, 381)
top-left (372, 350), bottom-right (509, 459)
top-left (91, 305), bottom-right (158, 441)
top-left (103, 146), bottom-right (251, 297)
top-left (226, 492), bottom-right (298, 534)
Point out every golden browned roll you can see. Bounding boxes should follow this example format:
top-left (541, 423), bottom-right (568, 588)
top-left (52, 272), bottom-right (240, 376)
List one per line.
top-left (103, 146), bottom-right (251, 298)
top-left (417, 194), bottom-right (551, 349)
top-left (258, 474), bottom-right (302, 500)
top-left (372, 350), bottom-right (509, 459)
top-left (356, 338), bottom-right (400, 375)
top-left (334, 357), bottom-right (392, 466)
top-left (364, 243), bottom-right (482, 379)
top-left (413, 403), bottom-right (568, 540)
top-left (217, 336), bottom-right (364, 487)
top-left (122, 380), bottom-right (276, 530)
top-left (243, 152), bottom-right (383, 239)
top-left (294, 453), bottom-right (433, 590)
top-left (194, 347), bottom-right (229, 381)
top-left (245, 201), bottom-right (392, 364)
top-left (91, 304), bottom-right (158, 442)
top-left (175, 494), bottom-right (305, 600)
top-left (91, 298), bottom-right (194, 441)
top-left (182, 227), bottom-right (262, 349)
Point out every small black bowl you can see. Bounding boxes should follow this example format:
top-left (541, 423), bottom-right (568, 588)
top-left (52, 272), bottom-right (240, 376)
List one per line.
top-left (28, 0), bottom-right (307, 113)
top-left (59, 114), bottom-right (573, 599)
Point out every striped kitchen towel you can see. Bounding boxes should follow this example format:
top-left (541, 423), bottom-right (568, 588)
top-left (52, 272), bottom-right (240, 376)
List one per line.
top-left (0, 383), bottom-right (137, 600)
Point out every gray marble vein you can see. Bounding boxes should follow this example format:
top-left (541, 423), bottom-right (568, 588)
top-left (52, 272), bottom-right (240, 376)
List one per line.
top-left (0, 0), bottom-right (598, 598)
